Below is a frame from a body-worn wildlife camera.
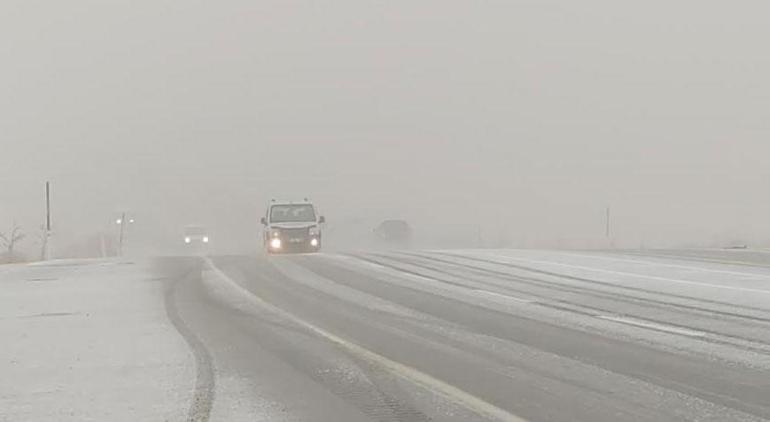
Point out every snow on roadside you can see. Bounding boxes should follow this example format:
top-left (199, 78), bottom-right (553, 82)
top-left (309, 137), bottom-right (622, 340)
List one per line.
top-left (0, 259), bottom-right (194, 422)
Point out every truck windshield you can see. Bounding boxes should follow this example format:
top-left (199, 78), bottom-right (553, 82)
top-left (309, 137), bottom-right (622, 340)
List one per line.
top-left (270, 204), bottom-right (316, 223)
top-left (184, 226), bottom-right (207, 235)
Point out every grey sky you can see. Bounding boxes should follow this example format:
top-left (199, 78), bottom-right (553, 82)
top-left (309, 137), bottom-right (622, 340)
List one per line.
top-left (2, 1), bottom-right (769, 253)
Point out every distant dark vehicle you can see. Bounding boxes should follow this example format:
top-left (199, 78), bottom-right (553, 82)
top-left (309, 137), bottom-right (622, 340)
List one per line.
top-left (374, 220), bottom-right (412, 248)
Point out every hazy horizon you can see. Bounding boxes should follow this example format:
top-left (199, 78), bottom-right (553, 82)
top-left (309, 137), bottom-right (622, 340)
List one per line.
top-left (3, 1), bottom-right (770, 257)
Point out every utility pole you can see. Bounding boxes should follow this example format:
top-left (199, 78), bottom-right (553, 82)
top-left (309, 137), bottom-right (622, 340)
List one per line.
top-left (605, 205), bottom-right (615, 249)
top-left (43, 181), bottom-right (51, 260)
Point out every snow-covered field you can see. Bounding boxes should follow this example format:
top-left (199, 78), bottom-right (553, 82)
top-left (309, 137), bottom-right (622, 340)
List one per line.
top-left (0, 259), bottom-right (194, 422)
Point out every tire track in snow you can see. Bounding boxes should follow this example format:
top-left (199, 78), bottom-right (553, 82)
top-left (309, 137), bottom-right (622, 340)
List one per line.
top-left (164, 266), bottom-right (216, 422)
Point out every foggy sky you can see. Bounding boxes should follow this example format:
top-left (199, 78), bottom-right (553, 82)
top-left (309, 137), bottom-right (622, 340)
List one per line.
top-left (2, 1), bottom-right (770, 254)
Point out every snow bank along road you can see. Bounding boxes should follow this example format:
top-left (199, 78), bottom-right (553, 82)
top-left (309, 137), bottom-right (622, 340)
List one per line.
top-left (4, 249), bottom-right (770, 421)
top-left (0, 259), bottom-right (194, 422)
top-left (158, 249), bottom-right (770, 422)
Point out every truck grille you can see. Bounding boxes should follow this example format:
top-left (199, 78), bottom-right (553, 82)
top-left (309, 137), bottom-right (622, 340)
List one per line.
top-left (281, 228), bottom-right (308, 238)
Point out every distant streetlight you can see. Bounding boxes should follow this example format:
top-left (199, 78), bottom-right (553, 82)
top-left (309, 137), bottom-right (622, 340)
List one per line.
top-left (115, 212), bottom-right (135, 256)
top-left (115, 217), bottom-right (135, 226)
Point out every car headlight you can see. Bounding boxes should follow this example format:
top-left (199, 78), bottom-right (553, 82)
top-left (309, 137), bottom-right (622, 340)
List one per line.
top-left (309, 226), bottom-right (320, 236)
top-left (270, 238), bottom-right (282, 249)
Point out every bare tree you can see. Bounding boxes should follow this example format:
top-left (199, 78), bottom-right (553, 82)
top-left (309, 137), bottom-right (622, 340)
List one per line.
top-left (0, 221), bottom-right (26, 257)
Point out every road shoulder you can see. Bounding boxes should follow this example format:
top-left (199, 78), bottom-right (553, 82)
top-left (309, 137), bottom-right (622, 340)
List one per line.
top-left (0, 259), bottom-right (195, 422)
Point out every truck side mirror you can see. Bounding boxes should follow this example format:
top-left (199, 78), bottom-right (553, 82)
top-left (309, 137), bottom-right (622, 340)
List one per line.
top-left (318, 216), bottom-right (326, 224)
top-left (260, 217), bottom-right (267, 225)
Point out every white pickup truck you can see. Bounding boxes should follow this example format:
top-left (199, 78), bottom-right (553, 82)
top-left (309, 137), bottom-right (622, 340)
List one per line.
top-left (261, 199), bottom-right (325, 254)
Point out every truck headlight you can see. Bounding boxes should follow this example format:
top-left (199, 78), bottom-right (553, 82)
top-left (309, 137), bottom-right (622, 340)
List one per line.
top-left (202, 236), bottom-right (209, 243)
top-left (310, 238), bottom-right (319, 247)
top-left (184, 237), bottom-right (191, 244)
top-left (270, 238), bottom-right (282, 249)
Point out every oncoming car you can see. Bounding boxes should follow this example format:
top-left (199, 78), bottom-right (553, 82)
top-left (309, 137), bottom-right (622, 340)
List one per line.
top-left (183, 225), bottom-right (209, 245)
top-left (261, 200), bottom-right (325, 254)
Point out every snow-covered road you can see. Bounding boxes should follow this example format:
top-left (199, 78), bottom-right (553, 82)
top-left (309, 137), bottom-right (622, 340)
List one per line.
top-left (173, 249), bottom-right (770, 421)
top-left (3, 249), bottom-right (770, 421)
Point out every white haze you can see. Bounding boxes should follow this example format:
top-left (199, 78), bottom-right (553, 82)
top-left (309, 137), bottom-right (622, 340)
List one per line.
top-left (2, 1), bottom-right (770, 256)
